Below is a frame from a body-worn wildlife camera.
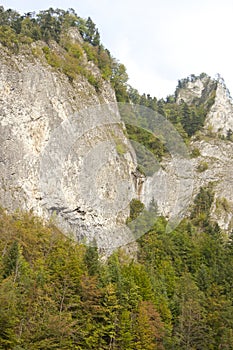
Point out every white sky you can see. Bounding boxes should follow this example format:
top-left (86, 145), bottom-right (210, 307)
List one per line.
top-left (1, 0), bottom-right (233, 98)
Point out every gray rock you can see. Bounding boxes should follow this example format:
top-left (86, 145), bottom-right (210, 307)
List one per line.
top-left (1, 44), bottom-right (233, 253)
top-left (0, 43), bottom-right (138, 250)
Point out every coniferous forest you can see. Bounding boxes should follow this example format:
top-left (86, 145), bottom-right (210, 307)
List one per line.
top-left (0, 7), bottom-right (233, 350)
top-left (1, 192), bottom-right (233, 349)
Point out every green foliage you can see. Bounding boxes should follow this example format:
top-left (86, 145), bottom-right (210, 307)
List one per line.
top-left (82, 41), bottom-right (98, 63)
top-left (0, 199), bottom-right (232, 349)
top-left (2, 240), bottom-right (19, 278)
top-left (197, 161), bottom-right (208, 172)
top-left (117, 309), bottom-right (134, 349)
top-left (0, 277), bottom-right (19, 349)
top-left (111, 60), bottom-right (129, 102)
top-left (125, 124), bottom-right (166, 164)
top-left (63, 40), bottom-right (83, 59)
top-left (191, 184), bottom-right (214, 219)
top-left (127, 199), bottom-right (145, 222)
top-left (0, 6), bottom-right (128, 97)
top-left (138, 209), bottom-right (233, 349)
top-left (84, 244), bottom-right (100, 276)
top-left (42, 45), bottom-right (62, 69)
top-left (128, 73), bottom-right (218, 144)
top-left (87, 73), bottom-right (102, 92)
top-left (0, 25), bottom-right (19, 51)
top-left (0, 210), bottom-right (164, 349)
top-left (42, 43), bottom-right (101, 91)
top-left (97, 45), bottom-right (112, 80)
top-left (115, 141), bottom-right (126, 155)
top-left (173, 273), bottom-right (211, 349)
top-left (215, 197), bottom-right (231, 214)
top-left (191, 147), bottom-right (201, 158)
top-left (82, 16), bottom-right (100, 46)
top-left (20, 17), bottom-right (41, 40)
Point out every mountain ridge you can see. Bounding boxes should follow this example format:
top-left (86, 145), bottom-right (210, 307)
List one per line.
top-left (1, 7), bottom-right (233, 247)
top-left (1, 8), bottom-right (233, 349)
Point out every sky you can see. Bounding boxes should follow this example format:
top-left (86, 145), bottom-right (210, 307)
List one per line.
top-left (1, 0), bottom-right (233, 98)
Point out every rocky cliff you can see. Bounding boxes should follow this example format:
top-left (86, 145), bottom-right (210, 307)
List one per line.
top-left (177, 73), bottom-right (233, 136)
top-left (1, 37), bottom-right (233, 249)
top-left (0, 37), bottom-right (138, 250)
top-left (172, 75), bottom-right (233, 231)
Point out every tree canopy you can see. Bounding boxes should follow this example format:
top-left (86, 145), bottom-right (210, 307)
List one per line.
top-left (0, 186), bottom-right (233, 350)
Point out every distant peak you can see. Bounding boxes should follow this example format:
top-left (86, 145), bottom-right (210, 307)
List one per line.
top-left (175, 73), bottom-right (216, 105)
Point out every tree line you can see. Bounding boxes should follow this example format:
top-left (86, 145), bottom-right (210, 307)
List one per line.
top-left (0, 6), bottom-right (129, 99)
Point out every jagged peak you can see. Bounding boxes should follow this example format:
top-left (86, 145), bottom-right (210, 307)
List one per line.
top-left (175, 73), bottom-right (233, 106)
top-left (204, 76), bottom-right (233, 137)
top-left (214, 73), bottom-right (232, 101)
top-left (173, 72), bottom-right (233, 138)
top-left (175, 73), bottom-right (217, 105)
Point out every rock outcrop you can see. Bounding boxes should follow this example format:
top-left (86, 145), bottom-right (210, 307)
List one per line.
top-left (1, 42), bottom-right (233, 251)
top-left (176, 74), bottom-right (233, 137)
top-left (0, 41), bottom-right (138, 250)
top-left (205, 78), bottom-right (233, 136)
top-left (156, 75), bottom-right (233, 232)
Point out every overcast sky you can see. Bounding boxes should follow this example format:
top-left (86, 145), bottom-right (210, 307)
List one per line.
top-left (1, 0), bottom-right (233, 98)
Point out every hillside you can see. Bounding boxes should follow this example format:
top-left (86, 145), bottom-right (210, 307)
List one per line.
top-left (1, 7), bottom-right (233, 247)
top-left (0, 205), bottom-right (233, 349)
top-left (1, 7), bottom-right (233, 349)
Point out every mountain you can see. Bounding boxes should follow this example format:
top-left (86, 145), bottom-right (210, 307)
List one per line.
top-left (1, 7), bottom-right (233, 246)
top-left (0, 13), bottom-right (136, 250)
top-left (145, 74), bottom-right (233, 232)
top-left (1, 7), bottom-right (233, 350)
top-left (1, 27), bottom-right (233, 248)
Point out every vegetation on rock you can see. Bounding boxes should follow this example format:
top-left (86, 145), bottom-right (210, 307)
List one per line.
top-left (0, 6), bottom-right (218, 161)
top-left (1, 6), bottom-right (233, 350)
top-left (0, 6), bottom-right (128, 97)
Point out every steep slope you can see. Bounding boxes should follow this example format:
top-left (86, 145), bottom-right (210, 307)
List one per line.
top-left (2, 40), bottom-right (233, 245)
top-left (175, 75), bottom-right (233, 231)
top-left (205, 77), bottom-right (233, 136)
top-left (0, 37), bottom-right (138, 250)
top-left (1, 6), bottom-right (233, 247)
top-left (125, 74), bottom-right (233, 234)
top-left (176, 73), bottom-right (233, 136)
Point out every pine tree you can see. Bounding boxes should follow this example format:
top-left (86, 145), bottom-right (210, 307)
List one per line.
top-left (135, 301), bottom-right (165, 350)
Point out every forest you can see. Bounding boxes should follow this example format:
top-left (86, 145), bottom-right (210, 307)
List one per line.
top-left (0, 184), bottom-right (233, 349)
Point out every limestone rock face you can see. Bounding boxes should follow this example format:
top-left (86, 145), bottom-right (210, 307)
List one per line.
top-left (191, 138), bottom-right (233, 231)
top-left (142, 75), bottom-right (233, 233)
top-left (205, 80), bottom-right (233, 136)
top-left (0, 43), bottom-right (137, 249)
top-left (176, 74), bottom-right (233, 137)
top-left (176, 76), bottom-right (209, 104)
top-left (141, 136), bottom-right (233, 233)
top-left (1, 44), bottom-right (233, 249)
